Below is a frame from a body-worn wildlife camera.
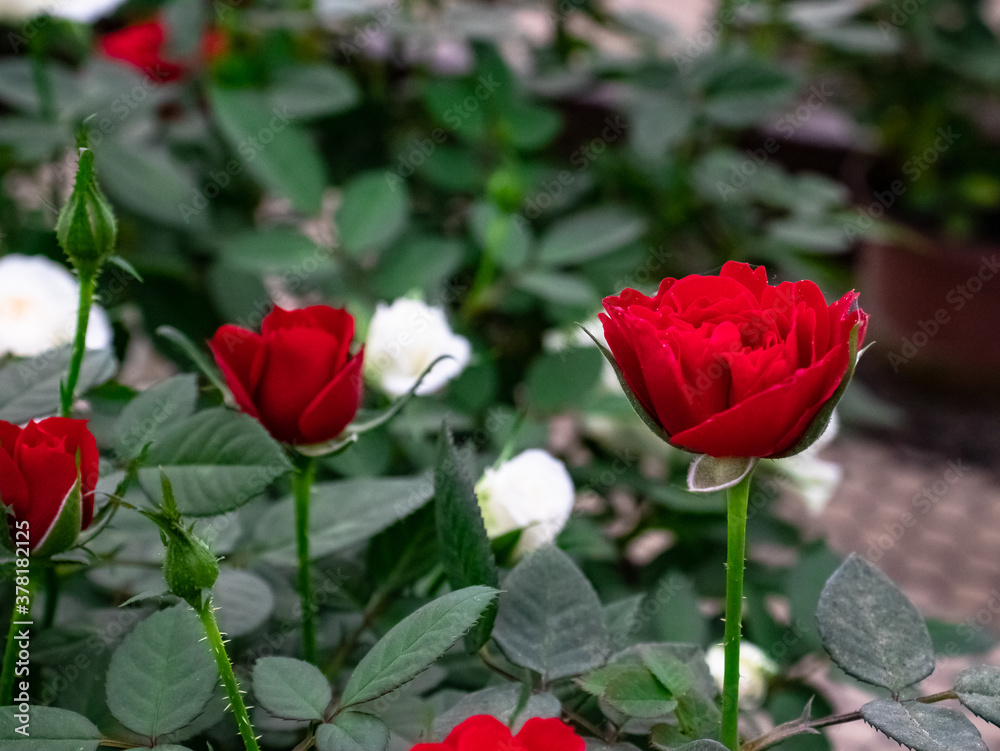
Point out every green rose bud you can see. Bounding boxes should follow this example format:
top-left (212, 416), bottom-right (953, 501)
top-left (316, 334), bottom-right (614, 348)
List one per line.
top-left (163, 532), bottom-right (220, 606)
top-left (55, 149), bottom-right (117, 278)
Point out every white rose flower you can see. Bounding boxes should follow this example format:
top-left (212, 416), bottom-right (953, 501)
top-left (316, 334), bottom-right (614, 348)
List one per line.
top-left (767, 412), bottom-right (843, 514)
top-left (0, 0), bottom-right (126, 22)
top-left (706, 641), bottom-right (778, 709)
top-left (0, 254), bottom-right (113, 358)
top-left (475, 449), bottom-right (575, 558)
top-left (363, 298), bottom-right (471, 397)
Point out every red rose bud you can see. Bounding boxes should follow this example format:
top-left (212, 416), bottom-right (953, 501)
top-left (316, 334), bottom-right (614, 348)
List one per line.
top-left (0, 418), bottom-right (99, 556)
top-left (410, 715), bottom-right (584, 751)
top-left (600, 261), bottom-right (867, 459)
top-left (209, 306), bottom-right (364, 446)
top-left (99, 18), bottom-right (225, 83)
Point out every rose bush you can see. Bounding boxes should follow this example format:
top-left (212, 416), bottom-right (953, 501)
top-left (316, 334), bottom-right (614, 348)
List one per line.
top-left (411, 715), bottom-right (584, 751)
top-left (0, 418), bottom-right (98, 556)
top-left (600, 261), bottom-right (867, 458)
top-left (209, 305), bottom-right (363, 446)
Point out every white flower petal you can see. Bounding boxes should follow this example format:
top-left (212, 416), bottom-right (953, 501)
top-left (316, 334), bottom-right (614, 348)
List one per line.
top-left (363, 298), bottom-right (470, 397)
top-left (0, 254), bottom-right (113, 358)
top-left (475, 449), bottom-right (575, 558)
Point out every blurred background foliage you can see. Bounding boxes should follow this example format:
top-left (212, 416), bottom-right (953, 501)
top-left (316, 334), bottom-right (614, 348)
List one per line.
top-left (2, 1), bottom-right (999, 748)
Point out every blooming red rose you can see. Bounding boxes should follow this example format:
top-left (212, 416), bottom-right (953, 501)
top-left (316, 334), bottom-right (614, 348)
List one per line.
top-left (99, 18), bottom-right (225, 83)
top-left (600, 261), bottom-right (867, 458)
top-left (0, 417), bottom-right (99, 556)
top-left (209, 305), bottom-right (364, 446)
top-left (411, 715), bottom-right (584, 751)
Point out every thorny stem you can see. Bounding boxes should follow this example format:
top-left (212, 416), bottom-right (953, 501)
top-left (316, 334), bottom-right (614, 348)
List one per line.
top-left (721, 470), bottom-right (753, 750)
top-left (61, 272), bottom-right (95, 417)
top-left (194, 595), bottom-right (261, 751)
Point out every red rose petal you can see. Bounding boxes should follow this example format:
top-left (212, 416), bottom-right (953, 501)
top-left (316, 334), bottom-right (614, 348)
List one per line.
top-left (298, 349), bottom-right (365, 445)
top-left (209, 325), bottom-right (266, 419)
top-left (515, 718), bottom-right (585, 751)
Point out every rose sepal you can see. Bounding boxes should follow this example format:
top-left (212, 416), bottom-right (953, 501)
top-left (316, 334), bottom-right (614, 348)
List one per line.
top-left (31, 478), bottom-right (84, 558)
top-left (295, 354), bottom-right (453, 457)
top-left (579, 325), bottom-right (673, 445)
top-left (687, 455), bottom-right (759, 493)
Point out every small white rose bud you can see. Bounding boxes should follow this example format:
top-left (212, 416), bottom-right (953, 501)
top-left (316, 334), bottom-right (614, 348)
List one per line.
top-left (363, 298), bottom-right (471, 397)
top-left (0, 254), bottom-right (113, 358)
top-left (475, 449), bottom-right (575, 558)
top-left (706, 641), bottom-right (779, 709)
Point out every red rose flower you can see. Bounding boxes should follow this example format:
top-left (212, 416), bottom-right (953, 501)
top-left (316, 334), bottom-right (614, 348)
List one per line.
top-left (99, 18), bottom-right (225, 83)
top-left (0, 418), bottom-right (99, 556)
top-left (411, 715), bottom-right (584, 751)
top-left (600, 261), bottom-right (867, 458)
top-left (209, 305), bottom-right (364, 446)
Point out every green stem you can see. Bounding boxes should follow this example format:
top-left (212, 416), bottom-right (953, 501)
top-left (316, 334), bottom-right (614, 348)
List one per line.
top-left (293, 456), bottom-right (317, 664)
top-left (61, 273), bottom-right (95, 417)
top-left (28, 31), bottom-right (55, 123)
top-left (194, 596), bottom-right (261, 751)
top-left (718, 0), bottom-right (737, 48)
top-left (721, 470), bottom-right (753, 751)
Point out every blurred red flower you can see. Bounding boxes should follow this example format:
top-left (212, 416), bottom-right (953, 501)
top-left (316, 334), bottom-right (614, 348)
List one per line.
top-left (410, 715), bottom-right (584, 751)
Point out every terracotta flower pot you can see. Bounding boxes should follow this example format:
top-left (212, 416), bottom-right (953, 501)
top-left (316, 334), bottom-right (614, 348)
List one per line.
top-left (858, 238), bottom-right (1000, 392)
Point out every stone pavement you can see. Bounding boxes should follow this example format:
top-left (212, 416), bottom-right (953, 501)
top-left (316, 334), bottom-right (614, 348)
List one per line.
top-left (808, 438), bottom-right (1000, 749)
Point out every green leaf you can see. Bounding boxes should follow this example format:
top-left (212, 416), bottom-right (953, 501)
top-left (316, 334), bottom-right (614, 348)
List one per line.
top-left (0, 706), bottom-right (100, 751)
top-left (268, 64), bottom-right (360, 120)
top-left (955, 665), bottom-right (1000, 726)
top-left (372, 235), bottom-right (464, 298)
top-left (435, 425), bottom-right (499, 651)
top-left (252, 656), bottom-right (332, 721)
top-left (861, 699), bottom-right (987, 751)
top-left (640, 644), bottom-right (720, 740)
top-left (155, 326), bottom-right (230, 399)
top-left (138, 408), bottom-right (291, 516)
top-left (493, 546), bottom-right (611, 681)
top-left (210, 86), bottom-right (326, 214)
top-left (434, 685), bottom-right (561, 738)
top-left (337, 170), bottom-right (409, 258)
top-left (255, 476), bottom-right (435, 564)
top-left (525, 348), bottom-right (603, 411)
top-left (516, 271), bottom-right (600, 307)
top-left (604, 667), bottom-right (678, 719)
top-left (214, 568), bottom-right (274, 637)
top-left (674, 742), bottom-right (729, 751)
top-left (0, 346), bottom-right (116, 424)
top-left (469, 202), bottom-right (531, 269)
top-left (339, 586), bottom-right (499, 708)
top-left (687, 456), bottom-right (757, 492)
top-left (105, 605), bottom-right (217, 738)
top-left (816, 554), bottom-right (934, 692)
top-left (698, 57), bottom-right (800, 128)
top-left (94, 136), bottom-right (207, 230)
top-left (316, 712), bottom-right (389, 751)
top-left (503, 101), bottom-right (562, 150)
top-left (537, 206), bottom-right (647, 266)
top-left (114, 374), bottom-right (198, 460)
top-left (219, 228), bottom-right (328, 272)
